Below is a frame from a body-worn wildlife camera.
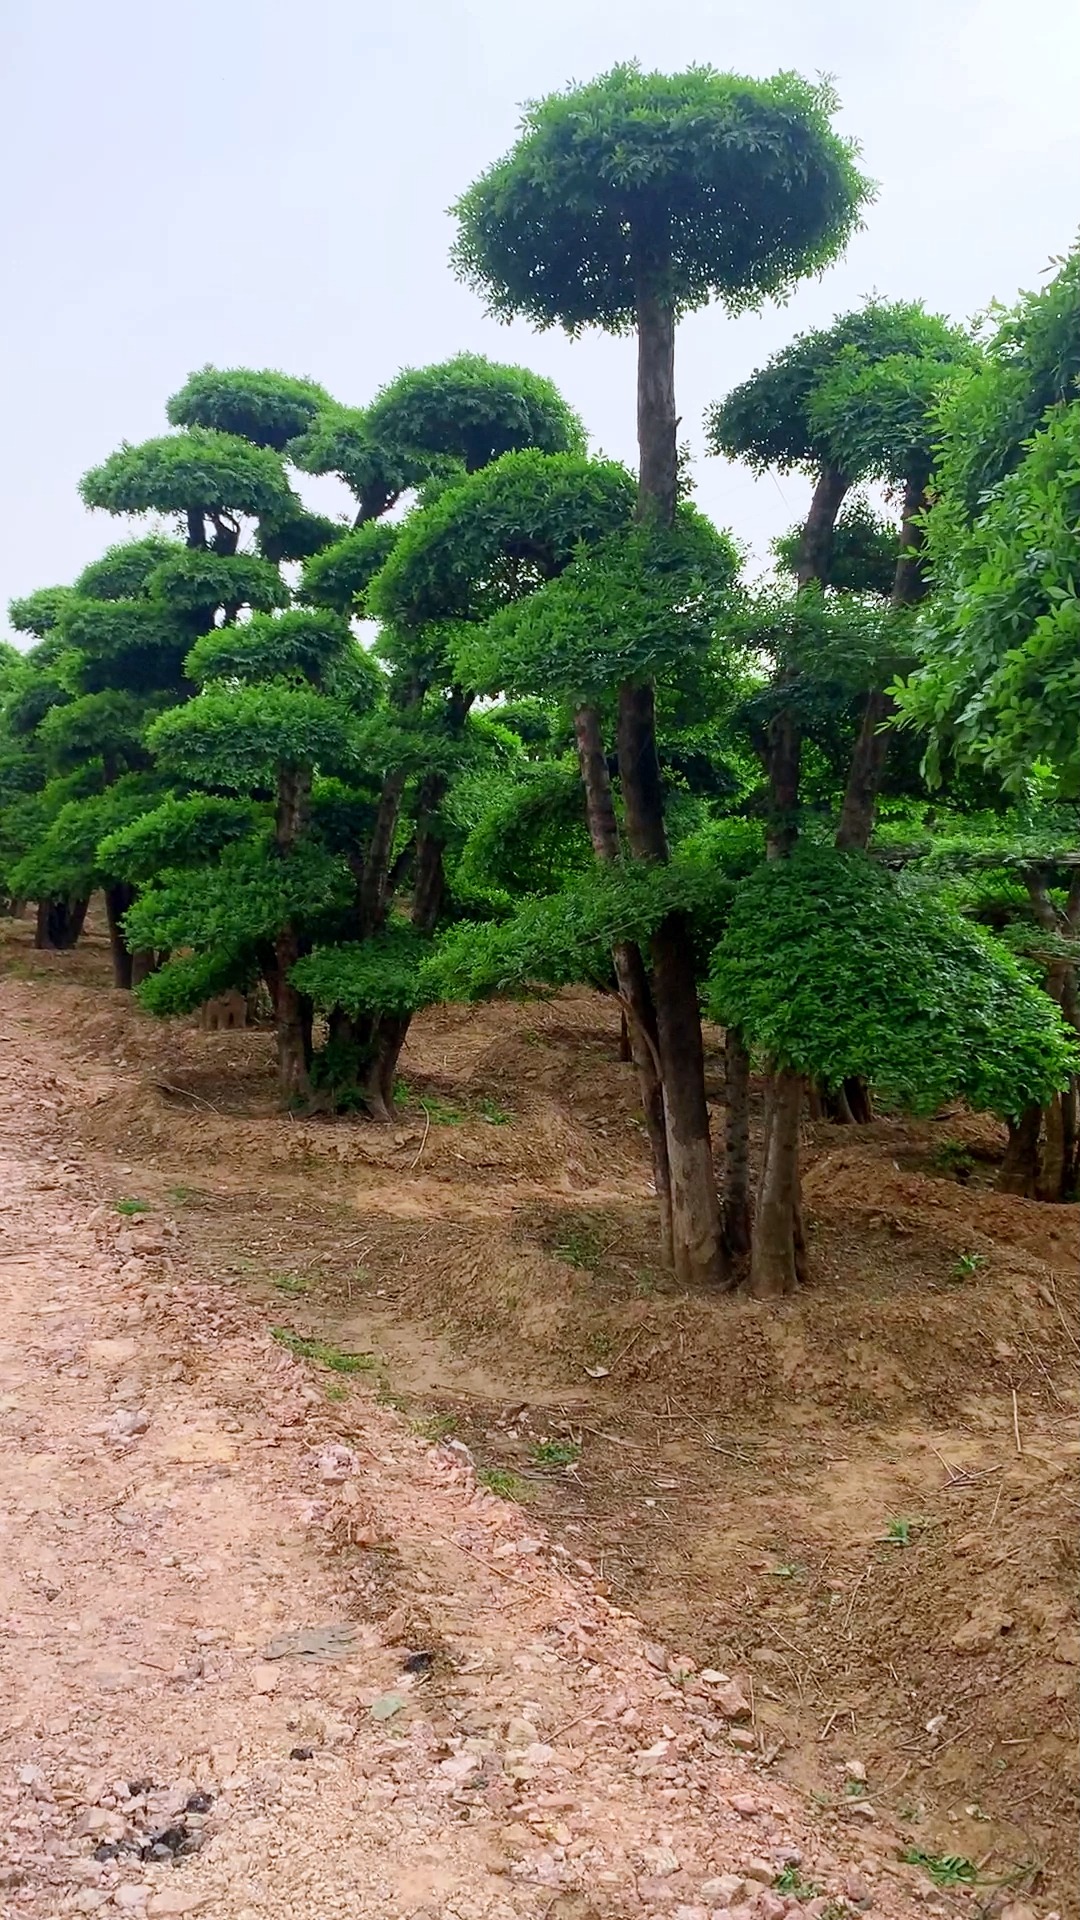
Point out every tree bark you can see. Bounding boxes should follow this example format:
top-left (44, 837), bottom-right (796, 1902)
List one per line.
top-left (750, 1068), bottom-right (804, 1297)
top-left (104, 883), bottom-right (136, 989)
top-left (621, 278), bottom-right (724, 1287)
top-left (795, 464), bottom-right (851, 590)
top-left (836, 469), bottom-right (930, 855)
top-left (34, 896), bottom-right (89, 951)
top-left (574, 703), bottom-right (673, 1268)
top-left (1000, 1106), bottom-right (1042, 1197)
top-left (272, 764), bottom-right (314, 1104)
top-left (722, 1027), bottom-right (752, 1259)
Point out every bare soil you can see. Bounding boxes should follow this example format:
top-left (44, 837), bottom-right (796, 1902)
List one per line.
top-left (1, 907), bottom-right (1076, 1918)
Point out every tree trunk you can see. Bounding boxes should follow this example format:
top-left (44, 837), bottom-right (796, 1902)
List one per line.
top-left (273, 764), bottom-right (314, 1104)
top-left (723, 1027), bottom-right (752, 1259)
top-left (750, 1068), bottom-right (804, 1297)
top-left (765, 706), bottom-right (802, 863)
top-left (836, 470), bottom-right (930, 855)
top-left (35, 895), bottom-right (89, 951)
top-left (272, 924), bottom-right (312, 1104)
top-left (1000, 1106), bottom-right (1042, 1197)
top-left (618, 279), bottom-right (724, 1287)
top-left (104, 884), bottom-right (136, 989)
top-left (574, 702), bottom-right (673, 1266)
top-left (795, 464), bottom-right (851, 589)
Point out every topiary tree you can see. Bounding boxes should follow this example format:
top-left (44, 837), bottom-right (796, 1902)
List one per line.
top-left (452, 60), bottom-right (872, 1288)
top-left (707, 845), bottom-right (1079, 1293)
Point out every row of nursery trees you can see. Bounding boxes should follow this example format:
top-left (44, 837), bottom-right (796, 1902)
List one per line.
top-left (2, 66), bottom-right (1078, 1296)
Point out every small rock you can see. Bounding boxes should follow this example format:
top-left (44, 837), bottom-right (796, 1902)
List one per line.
top-left (843, 1874), bottom-right (873, 1907)
top-left (113, 1888), bottom-right (151, 1911)
top-left (701, 1876), bottom-right (745, 1906)
top-left (729, 1728), bottom-right (757, 1751)
top-left (146, 1894), bottom-right (207, 1918)
top-left (106, 1409), bottom-right (150, 1441)
top-left (71, 1893), bottom-right (108, 1914)
top-left (289, 1747), bottom-right (314, 1761)
top-left (715, 1682), bottom-right (752, 1721)
top-left (505, 1716), bottom-right (540, 1747)
top-left (843, 1760), bottom-right (867, 1782)
top-left (848, 1801), bottom-right (877, 1821)
top-left (699, 1669), bottom-right (732, 1685)
top-left (742, 1860), bottom-right (775, 1885)
top-left (316, 1444), bottom-right (356, 1484)
top-left (642, 1846), bottom-right (680, 1877)
top-left (644, 1642), bottom-right (669, 1670)
top-left (756, 1896), bottom-right (786, 1920)
top-left (731, 1795), bottom-right (760, 1818)
top-left (951, 1605), bottom-right (1014, 1654)
top-left (998, 1906), bottom-right (1037, 1920)
top-left (251, 1663), bottom-right (280, 1695)
top-left (369, 1692), bottom-right (407, 1721)
top-left (638, 1878), bottom-right (679, 1906)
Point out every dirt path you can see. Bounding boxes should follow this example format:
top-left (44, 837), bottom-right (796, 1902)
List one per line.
top-left (0, 998), bottom-right (939, 1920)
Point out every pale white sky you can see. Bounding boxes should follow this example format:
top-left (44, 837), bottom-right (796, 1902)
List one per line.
top-left (2, 0), bottom-right (1078, 625)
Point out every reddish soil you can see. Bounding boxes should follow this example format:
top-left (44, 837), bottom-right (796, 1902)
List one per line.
top-left (2, 907), bottom-right (1076, 1917)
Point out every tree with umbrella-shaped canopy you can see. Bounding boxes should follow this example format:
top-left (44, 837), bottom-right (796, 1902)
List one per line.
top-left (451, 61), bottom-right (873, 1287)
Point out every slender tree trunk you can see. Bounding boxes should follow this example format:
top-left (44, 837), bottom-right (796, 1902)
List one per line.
top-left (1000, 1106), bottom-right (1042, 1197)
top-left (753, 466), bottom-right (854, 1275)
top-left (750, 1068), bottom-right (804, 1297)
top-left (574, 703), bottom-right (673, 1267)
top-left (723, 1027), bottom-right (752, 1259)
top-left (273, 764), bottom-right (314, 1104)
top-left (104, 884), bottom-right (136, 989)
top-left (836, 469), bottom-right (930, 854)
top-left (796, 464), bottom-right (851, 589)
top-left (622, 279), bottom-right (724, 1288)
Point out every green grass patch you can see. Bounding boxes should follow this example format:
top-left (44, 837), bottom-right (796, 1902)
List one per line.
top-left (114, 1197), bottom-right (151, 1216)
top-left (271, 1327), bottom-right (375, 1374)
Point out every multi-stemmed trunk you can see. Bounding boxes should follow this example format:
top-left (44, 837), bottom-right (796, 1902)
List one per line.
top-left (623, 279), bottom-right (726, 1288)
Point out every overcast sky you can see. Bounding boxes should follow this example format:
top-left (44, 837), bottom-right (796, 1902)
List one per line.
top-left (2, 0), bottom-right (1078, 627)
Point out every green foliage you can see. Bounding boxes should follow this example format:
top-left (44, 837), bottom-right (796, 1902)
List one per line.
top-left (146, 549), bottom-right (288, 616)
top-left (772, 497), bottom-right (898, 596)
top-left (9, 776), bottom-right (164, 900)
top-left (707, 846), bottom-right (1077, 1114)
top-left (185, 608), bottom-right (376, 701)
top-left (706, 301), bottom-right (970, 474)
top-left (291, 926), bottom-right (431, 1018)
top-left (35, 689), bottom-right (163, 772)
top-left (369, 450), bottom-right (637, 632)
top-left (8, 587), bottom-right (76, 638)
top-left (167, 365), bottom-right (332, 451)
top-left (808, 349), bottom-right (967, 486)
top-left (453, 64), bottom-right (871, 333)
top-left (364, 353), bottom-right (587, 470)
top-left (901, 398), bottom-right (1080, 794)
top-left (147, 682), bottom-right (355, 789)
top-left (460, 513), bottom-right (740, 699)
top-left (136, 946), bottom-right (258, 1018)
top-left (80, 428), bottom-right (293, 521)
top-left (53, 598), bottom-right (191, 695)
top-left (256, 501), bottom-right (348, 563)
top-left (426, 852), bottom-right (732, 1004)
top-left (270, 1327), bottom-right (375, 1372)
top-left (99, 793), bottom-right (264, 883)
top-left (287, 406), bottom-right (435, 516)
top-left (124, 836), bottom-right (354, 954)
top-left (75, 536), bottom-right (183, 601)
top-left (450, 760), bottom-right (591, 911)
top-left (929, 248), bottom-right (1080, 517)
top-left (901, 1851), bottom-right (977, 1889)
top-left (298, 522), bottom-right (401, 614)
